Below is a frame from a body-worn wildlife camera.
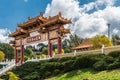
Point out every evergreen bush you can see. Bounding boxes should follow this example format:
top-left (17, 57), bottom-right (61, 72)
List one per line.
top-left (103, 56), bottom-right (115, 63)
top-left (108, 50), bottom-right (120, 58)
top-left (53, 69), bottom-right (60, 75)
top-left (73, 54), bottom-right (98, 69)
top-left (107, 60), bottom-right (120, 70)
top-left (93, 60), bottom-right (107, 71)
top-left (63, 60), bottom-right (75, 72)
top-left (2, 52), bottom-right (120, 80)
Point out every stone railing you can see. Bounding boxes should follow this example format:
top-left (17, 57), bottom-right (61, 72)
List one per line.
top-left (0, 60), bottom-right (15, 65)
top-left (0, 61), bottom-right (15, 76)
top-left (0, 57), bottom-right (53, 76)
top-left (25, 57), bottom-right (52, 63)
top-left (54, 45), bottom-right (120, 58)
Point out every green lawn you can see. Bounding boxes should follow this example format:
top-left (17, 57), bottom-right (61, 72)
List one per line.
top-left (49, 68), bottom-right (120, 80)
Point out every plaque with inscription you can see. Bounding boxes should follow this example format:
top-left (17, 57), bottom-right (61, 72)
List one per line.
top-left (22, 33), bottom-right (48, 45)
top-left (49, 30), bottom-right (58, 39)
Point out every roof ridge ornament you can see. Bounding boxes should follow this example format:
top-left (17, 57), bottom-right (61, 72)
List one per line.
top-left (40, 12), bottom-right (43, 17)
top-left (58, 12), bottom-right (62, 17)
top-left (28, 16), bottom-right (31, 20)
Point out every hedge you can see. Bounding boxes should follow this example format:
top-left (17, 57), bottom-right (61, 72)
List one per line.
top-left (1, 51), bottom-right (120, 80)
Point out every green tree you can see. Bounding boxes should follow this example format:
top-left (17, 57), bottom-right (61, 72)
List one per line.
top-left (0, 43), bottom-right (14, 60)
top-left (7, 72), bottom-right (20, 80)
top-left (37, 43), bottom-right (47, 52)
top-left (0, 51), bottom-right (5, 61)
top-left (54, 49), bottom-right (64, 54)
top-left (112, 34), bottom-right (120, 45)
top-left (90, 35), bottom-right (113, 49)
top-left (67, 34), bottom-right (82, 47)
top-left (41, 47), bottom-right (48, 55)
top-left (25, 48), bottom-right (36, 58)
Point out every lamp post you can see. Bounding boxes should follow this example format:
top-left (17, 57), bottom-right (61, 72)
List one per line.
top-left (107, 23), bottom-right (110, 39)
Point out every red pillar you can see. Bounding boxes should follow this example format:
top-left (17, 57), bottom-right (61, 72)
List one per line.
top-left (58, 37), bottom-right (62, 54)
top-left (15, 47), bottom-right (18, 64)
top-left (48, 28), bottom-right (52, 57)
top-left (57, 24), bottom-right (62, 54)
top-left (21, 45), bottom-right (24, 64)
top-left (48, 41), bottom-right (52, 57)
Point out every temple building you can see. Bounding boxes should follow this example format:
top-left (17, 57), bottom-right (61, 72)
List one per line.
top-left (71, 39), bottom-right (93, 51)
top-left (115, 40), bottom-right (120, 45)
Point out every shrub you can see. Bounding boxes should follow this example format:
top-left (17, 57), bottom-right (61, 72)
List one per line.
top-left (108, 50), bottom-right (120, 58)
top-left (0, 64), bottom-right (3, 69)
top-left (103, 56), bottom-right (115, 63)
top-left (40, 63), bottom-right (63, 72)
top-left (107, 60), bottom-right (120, 70)
top-left (23, 72), bottom-right (39, 80)
top-left (48, 58), bottom-right (59, 62)
top-left (1, 53), bottom-right (114, 80)
top-left (93, 60), bottom-right (107, 71)
top-left (24, 56), bottom-right (29, 61)
top-left (43, 71), bottom-right (51, 78)
top-left (7, 71), bottom-right (20, 80)
top-left (58, 57), bottom-right (72, 63)
top-left (0, 74), bottom-right (9, 80)
top-left (73, 54), bottom-right (99, 69)
top-left (62, 60), bottom-right (75, 72)
top-left (117, 56), bottom-right (120, 62)
top-left (53, 69), bottom-right (60, 75)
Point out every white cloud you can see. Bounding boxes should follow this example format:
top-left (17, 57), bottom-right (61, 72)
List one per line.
top-left (0, 28), bottom-right (12, 43)
top-left (45, 0), bottom-right (120, 38)
top-left (112, 28), bottom-right (119, 34)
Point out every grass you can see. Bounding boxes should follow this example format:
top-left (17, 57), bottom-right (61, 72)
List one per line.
top-left (49, 68), bottom-right (120, 80)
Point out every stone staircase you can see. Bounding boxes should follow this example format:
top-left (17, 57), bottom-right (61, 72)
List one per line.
top-left (0, 57), bottom-right (52, 76)
top-left (0, 61), bottom-right (15, 76)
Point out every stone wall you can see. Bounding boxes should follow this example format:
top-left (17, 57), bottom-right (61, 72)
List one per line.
top-left (54, 45), bottom-right (120, 58)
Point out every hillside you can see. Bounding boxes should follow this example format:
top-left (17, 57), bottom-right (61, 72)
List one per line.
top-left (49, 68), bottom-right (120, 80)
top-left (1, 50), bottom-right (120, 80)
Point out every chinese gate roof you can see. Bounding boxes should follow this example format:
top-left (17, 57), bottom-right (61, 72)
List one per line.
top-left (60, 26), bottom-right (70, 33)
top-left (17, 13), bottom-right (47, 28)
top-left (18, 12), bottom-right (71, 28)
top-left (40, 12), bottom-right (71, 27)
top-left (9, 40), bottom-right (15, 44)
top-left (9, 12), bottom-right (71, 38)
top-left (9, 28), bottom-right (28, 37)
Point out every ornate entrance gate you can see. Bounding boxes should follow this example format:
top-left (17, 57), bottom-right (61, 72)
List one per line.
top-left (9, 12), bottom-right (71, 64)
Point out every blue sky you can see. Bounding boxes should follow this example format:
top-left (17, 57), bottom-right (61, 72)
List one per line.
top-left (0, 0), bottom-right (51, 31)
top-left (0, 0), bottom-right (120, 43)
top-left (0, 0), bottom-right (106, 31)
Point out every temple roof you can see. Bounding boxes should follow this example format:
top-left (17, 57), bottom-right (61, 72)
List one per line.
top-left (60, 26), bottom-right (70, 33)
top-left (40, 12), bottom-right (71, 27)
top-left (9, 40), bottom-right (15, 44)
top-left (9, 12), bottom-right (71, 38)
top-left (71, 39), bottom-right (93, 50)
top-left (9, 28), bottom-right (28, 37)
top-left (18, 12), bottom-right (47, 28)
top-left (116, 40), bottom-right (120, 43)
top-left (18, 16), bottom-right (39, 28)
top-left (18, 12), bottom-right (71, 28)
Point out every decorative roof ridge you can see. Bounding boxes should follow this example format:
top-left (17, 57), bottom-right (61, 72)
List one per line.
top-left (18, 12), bottom-right (45, 27)
top-left (9, 28), bottom-right (28, 37)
